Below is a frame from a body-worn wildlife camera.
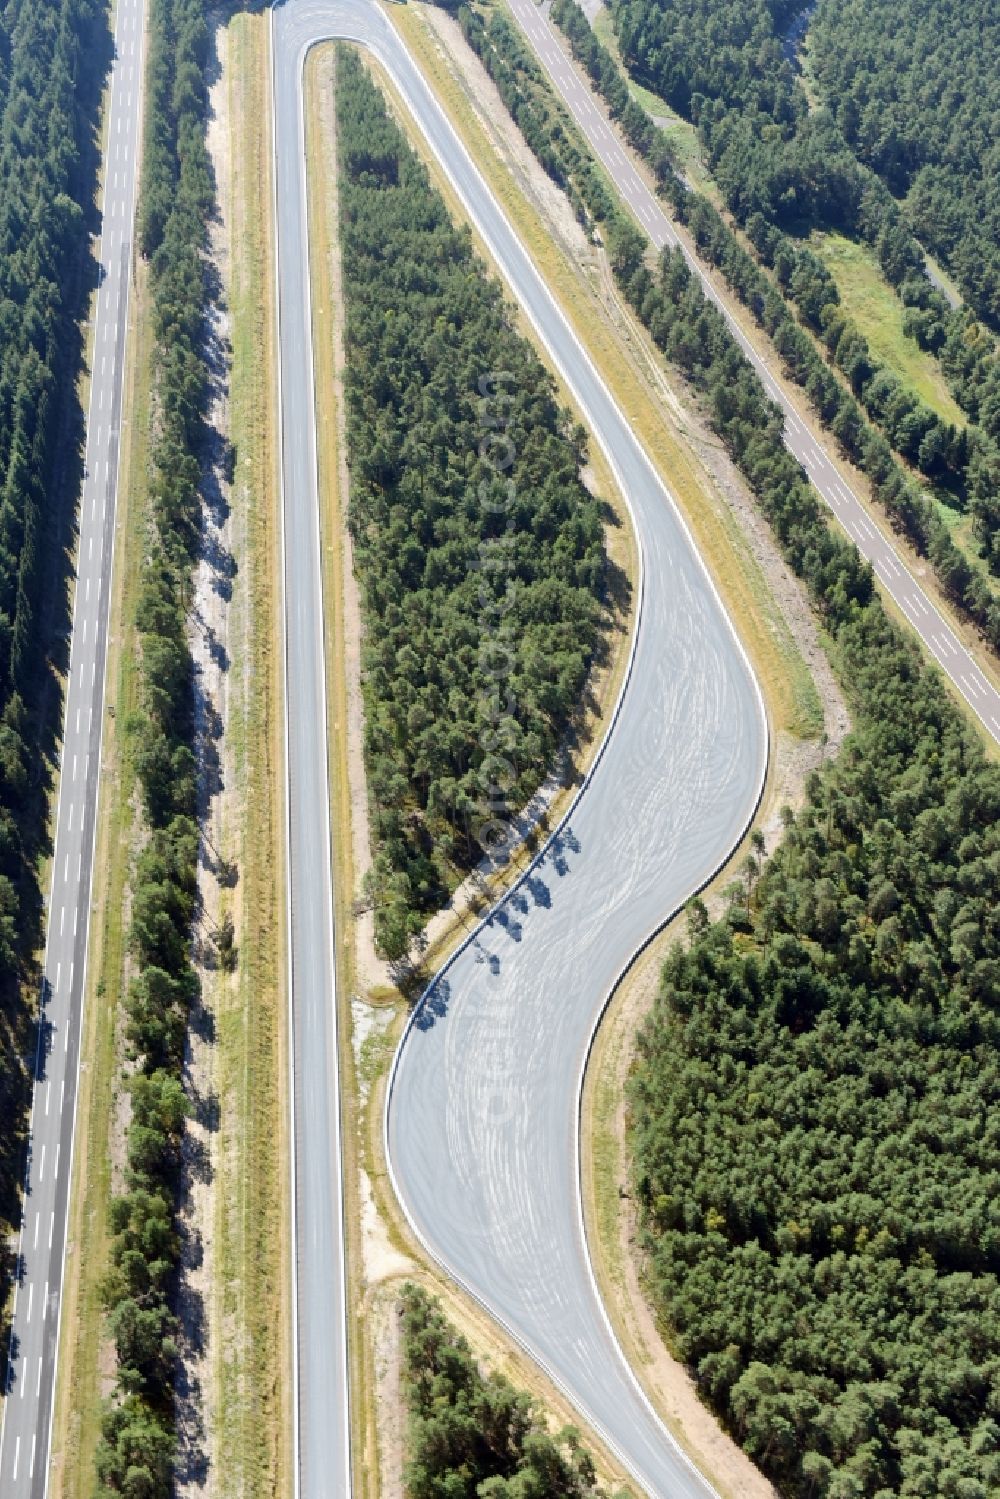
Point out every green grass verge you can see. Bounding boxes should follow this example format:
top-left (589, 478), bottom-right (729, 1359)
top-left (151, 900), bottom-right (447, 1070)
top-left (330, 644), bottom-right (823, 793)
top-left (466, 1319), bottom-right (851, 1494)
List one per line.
top-left (209, 13), bottom-right (292, 1495)
top-left (811, 230), bottom-right (966, 427)
top-left (806, 233), bottom-right (1000, 602)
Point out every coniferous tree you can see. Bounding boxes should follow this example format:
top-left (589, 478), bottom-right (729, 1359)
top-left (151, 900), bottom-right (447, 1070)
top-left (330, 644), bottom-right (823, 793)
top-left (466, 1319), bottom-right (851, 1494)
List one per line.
top-left (335, 48), bottom-right (612, 955)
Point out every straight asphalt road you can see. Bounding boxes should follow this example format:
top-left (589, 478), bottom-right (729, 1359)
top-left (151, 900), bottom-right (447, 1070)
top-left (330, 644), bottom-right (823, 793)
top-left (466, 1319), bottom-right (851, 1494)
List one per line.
top-left (0, 0), bottom-right (146, 1493)
top-left (510, 0), bottom-right (1000, 748)
top-left (272, 6), bottom-right (353, 1495)
top-left (277, 1), bottom-right (764, 1494)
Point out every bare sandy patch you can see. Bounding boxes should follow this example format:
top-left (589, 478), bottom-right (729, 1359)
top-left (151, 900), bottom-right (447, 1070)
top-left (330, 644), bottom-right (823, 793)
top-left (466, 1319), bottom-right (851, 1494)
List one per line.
top-left (360, 1170), bottom-right (414, 1286)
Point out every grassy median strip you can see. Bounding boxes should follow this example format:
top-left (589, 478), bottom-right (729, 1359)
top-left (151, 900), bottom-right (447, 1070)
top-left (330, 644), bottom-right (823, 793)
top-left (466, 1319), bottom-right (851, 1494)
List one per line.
top-left (208, 13), bottom-right (292, 1495)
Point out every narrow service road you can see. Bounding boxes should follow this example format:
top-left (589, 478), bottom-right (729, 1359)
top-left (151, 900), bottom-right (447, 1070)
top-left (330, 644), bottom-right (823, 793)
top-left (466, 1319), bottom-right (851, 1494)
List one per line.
top-left (0, 0), bottom-right (146, 1493)
top-left (510, 0), bottom-right (1000, 746)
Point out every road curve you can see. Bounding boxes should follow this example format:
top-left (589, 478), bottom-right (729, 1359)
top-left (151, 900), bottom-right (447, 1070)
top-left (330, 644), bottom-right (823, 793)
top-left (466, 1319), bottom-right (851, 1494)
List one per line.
top-left (511, 0), bottom-right (1000, 747)
top-left (0, 0), bottom-right (147, 1494)
top-left (275, 0), bottom-right (765, 1493)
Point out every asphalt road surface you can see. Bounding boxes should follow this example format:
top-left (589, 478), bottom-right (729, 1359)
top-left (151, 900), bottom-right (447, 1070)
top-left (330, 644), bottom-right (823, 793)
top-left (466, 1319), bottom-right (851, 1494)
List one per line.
top-left (272, 6), bottom-right (353, 1495)
top-left (0, 0), bottom-right (146, 1493)
top-left (510, 0), bottom-right (1000, 748)
top-left (276, 2), bottom-right (766, 1495)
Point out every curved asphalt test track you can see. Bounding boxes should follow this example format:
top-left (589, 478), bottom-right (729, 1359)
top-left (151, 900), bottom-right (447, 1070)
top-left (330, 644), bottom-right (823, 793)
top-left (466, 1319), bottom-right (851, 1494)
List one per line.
top-left (275, 3), bottom-right (766, 1495)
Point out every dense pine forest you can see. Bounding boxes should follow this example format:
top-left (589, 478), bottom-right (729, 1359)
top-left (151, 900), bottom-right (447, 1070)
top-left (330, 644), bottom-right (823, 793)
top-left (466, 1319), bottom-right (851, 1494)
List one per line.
top-left (808, 0), bottom-right (1000, 331)
top-left (607, 0), bottom-right (879, 235)
top-left (599, 0), bottom-right (1000, 580)
top-left (400, 1284), bottom-right (625, 1497)
top-left (0, 0), bottom-right (109, 1356)
top-left (96, 0), bottom-right (213, 1491)
top-left (335, 48), bottom-right (610, 958)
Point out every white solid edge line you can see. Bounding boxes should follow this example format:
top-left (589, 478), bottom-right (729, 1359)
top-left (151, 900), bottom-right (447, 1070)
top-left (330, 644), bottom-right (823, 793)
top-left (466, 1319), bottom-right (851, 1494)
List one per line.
top-left (355, 15), bottom-right (770, 1499)
top-left (293, 27), bottom-right (354, 1496)
top-left (268, 11), bottom-right (304, 1499)
top-left (0, 0), bottom-right (144, 1489)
